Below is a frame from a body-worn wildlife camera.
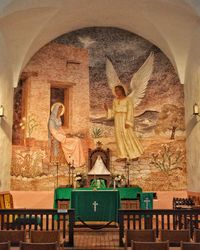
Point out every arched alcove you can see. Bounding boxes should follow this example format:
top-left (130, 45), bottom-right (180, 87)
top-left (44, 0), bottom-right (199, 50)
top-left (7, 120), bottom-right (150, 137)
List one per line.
top-left (10, 27), bottom-right (186, 191)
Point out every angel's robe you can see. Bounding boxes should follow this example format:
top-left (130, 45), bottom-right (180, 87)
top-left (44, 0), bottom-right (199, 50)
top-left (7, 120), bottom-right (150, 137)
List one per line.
top-left (108, 97), bottom-right (144, 159)
top-left (49, 118), bottom-right (85, 167)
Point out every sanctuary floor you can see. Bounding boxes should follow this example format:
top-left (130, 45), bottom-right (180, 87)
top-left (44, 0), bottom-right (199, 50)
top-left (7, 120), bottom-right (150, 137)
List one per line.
top-left (8, 228), bottom-right (181, 250)
top-left (71, 228), bottom-right (180, 250)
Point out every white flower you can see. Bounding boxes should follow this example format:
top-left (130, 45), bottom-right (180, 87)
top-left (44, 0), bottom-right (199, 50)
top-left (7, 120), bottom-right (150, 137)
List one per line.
top-left (75, 176), bottom-right (81, 181)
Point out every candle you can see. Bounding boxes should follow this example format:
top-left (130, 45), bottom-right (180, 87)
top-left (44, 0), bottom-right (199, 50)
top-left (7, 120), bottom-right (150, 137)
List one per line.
top-left (114, 180), bottom-right (116, 189)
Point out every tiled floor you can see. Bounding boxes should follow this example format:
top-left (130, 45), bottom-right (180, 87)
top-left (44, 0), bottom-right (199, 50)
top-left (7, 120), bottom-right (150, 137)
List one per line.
top-left (73, 229), bottom-right (120, 249)
top-left (67, 228), bottom-right (181, 249)
top-left (9, 228), bottom-right (182, 250)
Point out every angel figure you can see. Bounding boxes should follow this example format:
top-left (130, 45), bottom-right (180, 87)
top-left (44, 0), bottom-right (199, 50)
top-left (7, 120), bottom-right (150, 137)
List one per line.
top-left (104, 52), bottom-right (154, 161)
top-left (48, 102), bottom-right (85, 167)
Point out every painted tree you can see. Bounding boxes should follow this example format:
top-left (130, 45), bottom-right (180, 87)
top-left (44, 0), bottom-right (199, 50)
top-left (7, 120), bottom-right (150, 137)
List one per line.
top-left (149, 143), bottom-right (185, 190)
top-left (155, 104), bottom-right (185, 139)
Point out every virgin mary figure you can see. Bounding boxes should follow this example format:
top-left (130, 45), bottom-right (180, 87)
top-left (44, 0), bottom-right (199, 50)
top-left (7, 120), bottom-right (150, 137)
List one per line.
top-left (48, 102), bottom-right (85, 167)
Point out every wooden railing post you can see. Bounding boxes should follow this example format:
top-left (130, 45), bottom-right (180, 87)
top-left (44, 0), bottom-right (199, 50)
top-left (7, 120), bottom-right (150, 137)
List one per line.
top-left (66, 209), bottom-right (75, 247)
top-left (118, 209), bottom-right (124, 247)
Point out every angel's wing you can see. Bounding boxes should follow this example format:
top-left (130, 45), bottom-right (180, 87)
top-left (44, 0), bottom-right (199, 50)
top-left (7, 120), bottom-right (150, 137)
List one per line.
top-left (128, 52), bottom-right (154, 107)
top-left (106, 58), bottom-right (121, 92)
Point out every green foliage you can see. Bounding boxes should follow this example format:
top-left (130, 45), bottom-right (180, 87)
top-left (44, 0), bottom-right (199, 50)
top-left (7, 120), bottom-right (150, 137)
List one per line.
top-left (92, 127), bottom-right (103, 138)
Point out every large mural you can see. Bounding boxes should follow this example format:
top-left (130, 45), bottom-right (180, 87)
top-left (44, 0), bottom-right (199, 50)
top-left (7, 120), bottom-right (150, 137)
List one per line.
top-left (11, 27), bottom-right (186, 191)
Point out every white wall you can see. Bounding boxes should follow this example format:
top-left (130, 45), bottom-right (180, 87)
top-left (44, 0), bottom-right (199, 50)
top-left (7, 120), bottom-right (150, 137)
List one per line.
top-left (185, 25), bottom-right (200, 192)
top-left (0, 32), bottom-right (13, 191)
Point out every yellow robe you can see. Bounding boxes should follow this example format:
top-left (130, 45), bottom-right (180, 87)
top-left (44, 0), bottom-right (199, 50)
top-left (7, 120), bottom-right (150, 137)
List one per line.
top-left (108, 97), bottom-right (144, 159)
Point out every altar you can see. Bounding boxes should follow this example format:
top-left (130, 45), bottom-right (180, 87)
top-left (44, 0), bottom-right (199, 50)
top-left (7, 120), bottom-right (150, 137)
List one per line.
top-left (53, 186), bottom-right (157, 223)
top-left (71, 190), bottom-right (120, 222)
top-left (53, 186), bottom-right (143, 209)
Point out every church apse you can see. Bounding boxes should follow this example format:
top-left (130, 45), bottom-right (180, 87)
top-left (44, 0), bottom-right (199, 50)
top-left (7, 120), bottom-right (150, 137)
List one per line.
top-left (11, 27), bottom-right (186, 191)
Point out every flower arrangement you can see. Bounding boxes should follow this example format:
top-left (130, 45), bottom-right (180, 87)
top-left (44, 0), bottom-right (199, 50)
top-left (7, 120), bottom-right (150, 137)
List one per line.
top-left (112, 174), bottom-right (126, 187)
top-left (74, 172), bottom-right (87, 188)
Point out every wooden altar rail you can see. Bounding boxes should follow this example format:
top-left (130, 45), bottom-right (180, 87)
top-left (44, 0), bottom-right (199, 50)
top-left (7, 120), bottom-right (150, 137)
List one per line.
top-left (118, 209), bottom-right (200, 247)
top-left (0, 209), bottom-right (75, 247)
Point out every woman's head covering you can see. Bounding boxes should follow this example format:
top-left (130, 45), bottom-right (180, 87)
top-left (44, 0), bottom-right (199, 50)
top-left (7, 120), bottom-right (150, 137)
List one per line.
top-left (49, 102), bottom-right (65, 129)
top-left (51, 102), bottom-right (65, 117)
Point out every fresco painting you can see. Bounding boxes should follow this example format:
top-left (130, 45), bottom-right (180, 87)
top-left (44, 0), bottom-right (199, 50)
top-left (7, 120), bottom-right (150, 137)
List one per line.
top-left (11, 27), bottom-right (186, 191)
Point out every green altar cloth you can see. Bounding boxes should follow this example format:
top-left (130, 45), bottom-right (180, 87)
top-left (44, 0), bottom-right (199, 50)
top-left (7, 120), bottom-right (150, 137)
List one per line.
top-left (71, 190), bottom-right (120, 222)
top-left (53, 186), bottom-right (142, 209)
top-left (118, 186), bottom-right (142, 200)
top-left (139, 192), bottom-right (154, 210)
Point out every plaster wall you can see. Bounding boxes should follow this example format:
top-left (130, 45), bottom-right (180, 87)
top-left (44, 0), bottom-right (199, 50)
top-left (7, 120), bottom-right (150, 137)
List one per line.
top-left (185, 25), bottom-right (200, 193)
